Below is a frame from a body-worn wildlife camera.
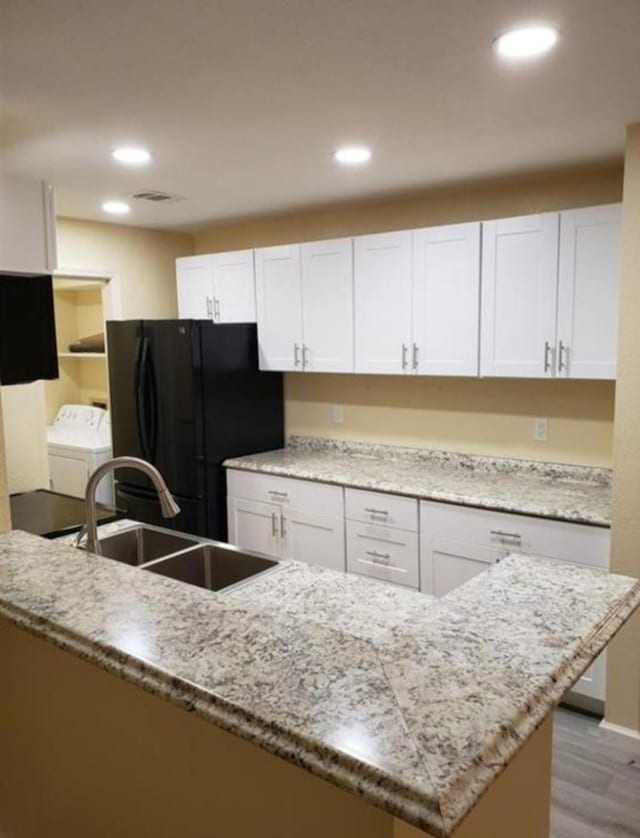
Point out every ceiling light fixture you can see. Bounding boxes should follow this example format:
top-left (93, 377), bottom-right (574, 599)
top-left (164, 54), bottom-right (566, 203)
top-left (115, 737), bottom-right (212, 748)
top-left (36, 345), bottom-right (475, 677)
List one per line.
top-left (333, 145), bottom-right (372, 165)
top-left (494, 25), bottom-right (559, 59)
top-left (102, 200), bottom-right (131, 215)
top-left (112, 146), bottom-right (152, 165)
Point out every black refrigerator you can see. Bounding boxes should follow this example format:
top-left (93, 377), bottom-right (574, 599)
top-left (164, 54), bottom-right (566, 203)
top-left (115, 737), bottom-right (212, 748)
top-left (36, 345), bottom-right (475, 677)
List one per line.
top-left (106, 320), bottom-right (283, 541)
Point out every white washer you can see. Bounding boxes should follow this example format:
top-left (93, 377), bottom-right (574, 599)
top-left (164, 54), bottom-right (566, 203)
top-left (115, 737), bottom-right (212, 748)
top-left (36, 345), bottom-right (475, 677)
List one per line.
top-left (47, 404), bottom-right (114, 505)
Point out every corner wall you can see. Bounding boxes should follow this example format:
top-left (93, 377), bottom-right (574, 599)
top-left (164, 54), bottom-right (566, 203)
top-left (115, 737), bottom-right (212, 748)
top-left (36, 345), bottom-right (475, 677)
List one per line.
top-left (607, 124), bottom-right (640, 731)
top-left (195, 163), bottom-right (622, 466)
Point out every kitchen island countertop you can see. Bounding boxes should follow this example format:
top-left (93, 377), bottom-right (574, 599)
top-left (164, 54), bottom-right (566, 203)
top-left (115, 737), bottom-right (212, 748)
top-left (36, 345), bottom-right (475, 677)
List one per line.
top-left (0, 526), bottom-right (637, 836)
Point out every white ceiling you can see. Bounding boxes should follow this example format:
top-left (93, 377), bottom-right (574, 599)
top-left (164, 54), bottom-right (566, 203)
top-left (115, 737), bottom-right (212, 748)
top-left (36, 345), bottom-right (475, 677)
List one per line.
top-left (3, 0), bottom-right (640, 232)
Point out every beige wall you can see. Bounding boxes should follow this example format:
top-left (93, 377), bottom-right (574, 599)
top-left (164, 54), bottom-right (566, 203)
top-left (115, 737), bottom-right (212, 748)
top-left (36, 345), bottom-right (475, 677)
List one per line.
top-left (196, 163), bottom-right (622, 465)
top-left (608, 124), bottom-right (640, 732)
top-left (1, 383), bottom-right (48, 494)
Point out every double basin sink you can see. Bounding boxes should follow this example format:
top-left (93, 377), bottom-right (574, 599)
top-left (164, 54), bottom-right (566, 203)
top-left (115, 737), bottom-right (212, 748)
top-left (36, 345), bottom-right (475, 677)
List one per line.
top-left (91, 524), bottom-right (280, 593)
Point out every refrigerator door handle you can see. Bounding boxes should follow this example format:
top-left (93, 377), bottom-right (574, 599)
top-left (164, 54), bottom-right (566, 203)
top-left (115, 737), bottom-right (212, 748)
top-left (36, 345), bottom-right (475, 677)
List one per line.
top-left (135, 337), bottom-right (152, 462)
top-left (146, 344), bottom-right (159, 462)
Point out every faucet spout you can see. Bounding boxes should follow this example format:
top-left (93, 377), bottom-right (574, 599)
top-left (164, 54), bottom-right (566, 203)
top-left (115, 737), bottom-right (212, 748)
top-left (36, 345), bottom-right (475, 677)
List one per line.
top-left (80, 456), bottom-right (181, 555)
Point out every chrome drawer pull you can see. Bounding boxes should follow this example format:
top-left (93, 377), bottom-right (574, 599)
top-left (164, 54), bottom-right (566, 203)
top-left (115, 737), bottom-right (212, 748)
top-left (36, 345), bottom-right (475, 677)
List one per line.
top-left (364, 507), bottom-right (388, 516)
top-left (271, 512), bottom-right (278, 537)
top-left (268, 490), bottom-right (288, 498)
top-left (490, 529), bottom-right (522, 544)
top-left (280, 513), bottom-right (286, 538)
top-left (366, 550), bottom-right (391, 565)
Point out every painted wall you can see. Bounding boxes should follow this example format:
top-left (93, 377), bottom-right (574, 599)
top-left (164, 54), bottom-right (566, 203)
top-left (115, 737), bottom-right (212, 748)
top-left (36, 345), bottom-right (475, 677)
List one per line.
top-left (1, 383), bottom-right (49, 494)
top-left (196, 163), bottom-right (623, 466)
top-left (608, 124), bottom-right (640, 732)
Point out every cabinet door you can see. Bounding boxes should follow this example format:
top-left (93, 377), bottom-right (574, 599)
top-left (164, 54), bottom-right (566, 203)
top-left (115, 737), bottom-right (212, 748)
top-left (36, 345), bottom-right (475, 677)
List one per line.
top-left (301, 238), bottom-right (354, 372)
top-left (255, 245), bottom-right (303, 371)
top-left (412, 223), bottom-right (481, 376)
top-left (0, 175), bottom-right (56, 274)
top-left (212, 249), bottom-right (256, 323)
top-left (354, 231), bottom-right (413, 374)
top-left (420, 535), bottom-right (498, 596)
top-left (557, 204), bottom-right (621, 380)
top-left (176, 255), bottom-right (214, 319)
top-left (227, 496), bottom-right (280, 558)
top-left (480, 213), bottom-right (559, 378)
top-left (282, 507), bottom-right (346, 572)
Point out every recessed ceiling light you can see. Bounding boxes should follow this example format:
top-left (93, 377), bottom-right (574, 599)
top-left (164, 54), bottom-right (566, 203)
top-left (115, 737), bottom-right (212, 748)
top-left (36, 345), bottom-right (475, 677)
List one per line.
top-left (102, 200), bottom-right (130, 215)
top-left (112, 146), bottom-right (152, 165)
top-left (333, 145), bottom-right (372, 165)
top-left (494, 25), bottom-right (559, 59)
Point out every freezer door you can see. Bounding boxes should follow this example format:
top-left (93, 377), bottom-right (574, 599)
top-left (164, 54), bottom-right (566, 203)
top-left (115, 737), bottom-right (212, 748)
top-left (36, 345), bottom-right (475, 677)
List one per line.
top-left (115, 485), bottom-right (207, 537)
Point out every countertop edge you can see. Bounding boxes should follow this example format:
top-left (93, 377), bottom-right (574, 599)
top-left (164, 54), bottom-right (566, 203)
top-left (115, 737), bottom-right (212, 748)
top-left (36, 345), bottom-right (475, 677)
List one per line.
top-left (0, 595), bottom-right (447, 837)
top-left (223, 460), bottom-right (611, 528)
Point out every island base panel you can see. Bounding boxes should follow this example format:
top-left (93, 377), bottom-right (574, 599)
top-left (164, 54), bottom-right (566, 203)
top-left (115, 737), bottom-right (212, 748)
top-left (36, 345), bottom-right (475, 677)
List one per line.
top-left (0, 618), bottom-right (551, 838)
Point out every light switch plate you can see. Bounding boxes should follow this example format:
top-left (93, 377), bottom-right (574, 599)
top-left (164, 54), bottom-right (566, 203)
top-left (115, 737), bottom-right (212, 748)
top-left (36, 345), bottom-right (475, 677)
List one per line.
top-left (533, 417), bottom-right (548, 442)
top-left (331, 404), bottom-right (344, 425)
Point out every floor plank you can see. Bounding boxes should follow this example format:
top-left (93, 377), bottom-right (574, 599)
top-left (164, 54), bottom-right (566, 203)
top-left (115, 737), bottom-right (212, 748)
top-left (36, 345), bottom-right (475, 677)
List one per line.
top-left (551, 709), bottom-right (640, 838)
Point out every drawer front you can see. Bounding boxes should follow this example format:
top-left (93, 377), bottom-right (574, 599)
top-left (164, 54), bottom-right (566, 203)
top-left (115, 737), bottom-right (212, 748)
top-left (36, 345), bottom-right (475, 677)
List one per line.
top-left (346, 488), bottom-right (418, 532)
top-left (227, 469), bottom-right (344, 518)
top-left (420, 500), bottom-right (610, 569)
top-left (346, 521), bottom-right (419, 588)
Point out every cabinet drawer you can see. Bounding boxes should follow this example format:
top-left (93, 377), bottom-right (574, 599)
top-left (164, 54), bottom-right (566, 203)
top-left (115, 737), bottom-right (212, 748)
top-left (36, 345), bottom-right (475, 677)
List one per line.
top-left (346, 521), bottom-right (419, 589)
top-left (420, 500), bottom-right (610, 569)
top-left (227, 469), bottom-right (344, 518)
top-left (345, 488), bottom-right (418, 532)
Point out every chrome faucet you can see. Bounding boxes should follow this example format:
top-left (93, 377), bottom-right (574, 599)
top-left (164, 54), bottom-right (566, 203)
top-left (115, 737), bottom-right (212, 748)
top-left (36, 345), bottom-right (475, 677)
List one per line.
top-left (78, 456), bottom-right (181, 555)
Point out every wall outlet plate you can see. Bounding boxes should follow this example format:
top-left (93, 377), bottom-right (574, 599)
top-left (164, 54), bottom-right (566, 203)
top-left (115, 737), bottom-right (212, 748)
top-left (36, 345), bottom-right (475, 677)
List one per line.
top-left (331, 404), bottom-right (344, 425)
top-left (533, 417), bottom-right (548, 442)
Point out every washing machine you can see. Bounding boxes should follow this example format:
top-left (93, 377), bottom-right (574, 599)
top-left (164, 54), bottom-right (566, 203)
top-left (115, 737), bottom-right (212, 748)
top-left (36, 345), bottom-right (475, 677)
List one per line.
top-left (47, 404), bottom-right (114, 505)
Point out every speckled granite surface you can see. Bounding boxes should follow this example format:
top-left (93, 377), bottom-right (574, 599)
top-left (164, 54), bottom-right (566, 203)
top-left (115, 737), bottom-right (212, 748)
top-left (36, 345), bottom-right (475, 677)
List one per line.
top-left (1, 527), bottom-right (637, 836)
top-left (224, 436), bottom-right (612, 527)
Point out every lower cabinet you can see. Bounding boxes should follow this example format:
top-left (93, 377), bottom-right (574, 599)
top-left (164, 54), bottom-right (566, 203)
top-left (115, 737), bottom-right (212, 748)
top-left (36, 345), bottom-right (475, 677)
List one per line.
top-left (346, 520), bottom-right (419, 589)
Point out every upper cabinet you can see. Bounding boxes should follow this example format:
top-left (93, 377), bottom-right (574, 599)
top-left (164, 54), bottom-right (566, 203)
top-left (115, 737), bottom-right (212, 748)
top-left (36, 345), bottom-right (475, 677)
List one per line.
top-left (481, 206), bottom-right (621, 379)
top-left (412, 223), bottom-right (481, 376)
top-left (176, 250), bottom-right (256, 323)
top-left (557, 204), bottom-right (621, 380)
top-left (0, 175), bottom-right (57, 275)
top-left (255, 239), bottom-right (353, 372)
top-left (354, 231), bottom-right (412, 374)
top-left (480, 213), bottom-right (560, 378)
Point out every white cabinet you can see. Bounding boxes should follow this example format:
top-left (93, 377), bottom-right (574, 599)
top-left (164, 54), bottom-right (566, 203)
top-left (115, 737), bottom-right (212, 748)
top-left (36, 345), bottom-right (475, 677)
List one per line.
top-left (480, 213), bottom-right (560, 378)
top-left (255, 245), bottom-right (304, 371)
top-left (354, 231), bottom-right (413, 374)
top-left (412, 223), bottom-right (481, 376)
top-left (301, 238), bottom-right (353, 372)
top-left (255, 239), bottom-right (353, 373)
top-left (557, 204), bottom-right (621, 380)
top-left (176, 250), bottom-right (256, 323)
top-left (0, 175), bottom-right (57, 274)
top-left (226, 469), bottom-right (345, 571)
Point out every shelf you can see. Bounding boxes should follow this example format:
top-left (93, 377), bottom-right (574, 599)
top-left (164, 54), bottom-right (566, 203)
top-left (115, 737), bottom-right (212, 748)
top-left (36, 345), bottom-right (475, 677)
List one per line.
top-left (58, 352), bottom-right (106, 359)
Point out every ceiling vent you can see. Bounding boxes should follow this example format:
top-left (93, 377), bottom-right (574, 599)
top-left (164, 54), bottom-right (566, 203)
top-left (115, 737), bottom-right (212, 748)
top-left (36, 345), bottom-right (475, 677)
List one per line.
top-left (131, 190), bottom-right (183, 203)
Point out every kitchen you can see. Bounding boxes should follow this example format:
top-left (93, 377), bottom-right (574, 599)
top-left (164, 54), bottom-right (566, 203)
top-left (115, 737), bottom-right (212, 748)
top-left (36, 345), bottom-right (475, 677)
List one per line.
top-left (2, 2), bottom-right (640, 837)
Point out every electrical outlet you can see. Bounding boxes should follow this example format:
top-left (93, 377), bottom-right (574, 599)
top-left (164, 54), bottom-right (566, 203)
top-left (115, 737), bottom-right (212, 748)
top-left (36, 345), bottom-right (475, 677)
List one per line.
top-left (533, 417), bottom-right (548, 442)
top-left (331, 404), bottom-right (344, 425)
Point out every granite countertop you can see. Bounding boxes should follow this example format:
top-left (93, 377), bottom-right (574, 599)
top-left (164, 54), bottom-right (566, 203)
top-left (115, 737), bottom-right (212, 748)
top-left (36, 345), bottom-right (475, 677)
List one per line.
top-left (1, 525), bottom-right (638, 836)
top-left (224, 436), bottom-right (612, 527)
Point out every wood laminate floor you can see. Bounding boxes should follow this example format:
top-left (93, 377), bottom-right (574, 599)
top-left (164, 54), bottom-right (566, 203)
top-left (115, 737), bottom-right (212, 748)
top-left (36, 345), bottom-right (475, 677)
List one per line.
top-left (552, 708), bottom-right (640, 838)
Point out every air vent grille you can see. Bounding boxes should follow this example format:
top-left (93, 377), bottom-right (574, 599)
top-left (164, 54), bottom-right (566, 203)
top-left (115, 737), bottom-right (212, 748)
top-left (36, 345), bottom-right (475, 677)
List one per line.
top-left (132, 190), bottom-right (182, 203)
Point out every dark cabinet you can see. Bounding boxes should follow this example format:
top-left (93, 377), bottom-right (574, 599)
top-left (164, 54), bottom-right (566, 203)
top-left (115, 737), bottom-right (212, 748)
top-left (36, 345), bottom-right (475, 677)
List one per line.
top-left (0, 273), bottom-right (58, 385)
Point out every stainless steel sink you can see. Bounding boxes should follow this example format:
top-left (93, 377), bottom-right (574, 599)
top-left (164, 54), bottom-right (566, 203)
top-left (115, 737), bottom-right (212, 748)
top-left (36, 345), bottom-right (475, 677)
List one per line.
top-left (142, 542), bottom-right (279, 592)
top-left (96, 525), bottom-right (199, 566)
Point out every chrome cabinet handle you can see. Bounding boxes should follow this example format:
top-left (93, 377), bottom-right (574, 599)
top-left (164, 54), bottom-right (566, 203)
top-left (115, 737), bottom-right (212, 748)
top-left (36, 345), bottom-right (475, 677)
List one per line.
top-left (214, 297), bottom-right (221, 321)
top-left (280, 513), bottom-right (286, 538)
top-left (271, 512), bottom-right (278, 537)
top-left (302, 344), bottom-right (309, 370)
top-left (206, 296), bottom-right (213, 319)
top-left (364, 507), bottom-right (388, 517)
top-left (294, 343), bottom-right (301, 367)
top-left (402, 343), bottom-right (408, 371)
top-left (490, 529), bottom-right (522, 545)
top-left (412, 342), bottom-right (419, 371)
top-left (558, 340), bottom-right (568, 373)
top-left (544, 341), bottom-right (552, 373)
top-left (268, 489), bottom-right (288, 498)
top-left (366, 550), bottom-right (391, 565)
